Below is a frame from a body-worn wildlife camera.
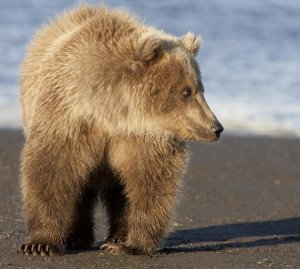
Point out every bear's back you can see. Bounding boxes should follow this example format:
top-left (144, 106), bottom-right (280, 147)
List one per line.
top-left (20, 6), bottom-right (100, 133)
top-left (20, 5), bottom-right (146, 135)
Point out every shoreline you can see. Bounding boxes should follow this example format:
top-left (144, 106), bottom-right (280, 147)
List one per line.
top-left (1, 127), bottom-right (300, 141)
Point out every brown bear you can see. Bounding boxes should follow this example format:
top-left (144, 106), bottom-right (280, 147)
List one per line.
top-left (19, 5), bottom-right (223, 256)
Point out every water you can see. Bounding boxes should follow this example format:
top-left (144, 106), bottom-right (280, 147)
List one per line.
top-left (1, 0), bottom-right (300, 137)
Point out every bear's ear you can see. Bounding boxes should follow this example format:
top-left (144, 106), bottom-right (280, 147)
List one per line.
top-left (116, 34), bottom-right (163, 75)
top-left (178, 32), bottom-right (202, 55)
top-left (136, 33), bottom-right (163, 64)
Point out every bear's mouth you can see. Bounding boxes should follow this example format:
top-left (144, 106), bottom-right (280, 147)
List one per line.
top-left (184, 128), bottom-right (221, 142)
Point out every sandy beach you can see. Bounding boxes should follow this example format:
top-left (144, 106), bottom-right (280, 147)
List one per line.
top-left (0, 129), bottom-right (299, 269)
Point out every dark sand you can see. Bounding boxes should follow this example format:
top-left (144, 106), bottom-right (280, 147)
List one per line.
top-left (0, 129), bottom-right (299, 269)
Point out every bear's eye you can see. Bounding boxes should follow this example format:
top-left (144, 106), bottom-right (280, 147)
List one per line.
top-left (182, 88), bottom-right (192, 98)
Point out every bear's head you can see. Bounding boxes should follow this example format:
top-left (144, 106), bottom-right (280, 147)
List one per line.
top-left (100, 31), bottom-right (223, 142)
top-left (116, 31), bottom-right (223, 142)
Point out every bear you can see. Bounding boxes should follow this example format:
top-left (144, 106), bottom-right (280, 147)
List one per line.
top-left (19, 5), bottom-right (223, 256)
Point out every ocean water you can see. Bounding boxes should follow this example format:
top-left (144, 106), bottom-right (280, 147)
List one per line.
top-left (1, 0), bottom-right (300, 137)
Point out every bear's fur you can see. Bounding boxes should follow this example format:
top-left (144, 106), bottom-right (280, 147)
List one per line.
top-left (19, 5), bottom-right (223, 256)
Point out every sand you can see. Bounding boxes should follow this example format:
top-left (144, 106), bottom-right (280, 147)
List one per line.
top-left (0, 129), bottom-right (299, 269)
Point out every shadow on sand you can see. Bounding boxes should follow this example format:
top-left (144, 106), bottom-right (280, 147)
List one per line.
top-left (67, 218), bottom-right (300, 255)
top-left (161, 217), bottom-right (300, 253)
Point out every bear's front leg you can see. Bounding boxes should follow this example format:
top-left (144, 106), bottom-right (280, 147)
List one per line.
top-left (19, 136), bottom-right (97, 256)
top-left (105, 137), bottom-right (187, 255)
top-left (120, 179), bottom-right (181, 255)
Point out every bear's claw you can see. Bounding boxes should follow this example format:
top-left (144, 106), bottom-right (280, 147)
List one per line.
top-left (18, 243), bottom-right (61, 256)
top-left (100, 243), bottom-right (128, 255)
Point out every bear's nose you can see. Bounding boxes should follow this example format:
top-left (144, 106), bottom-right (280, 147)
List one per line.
top-left (211, 122), bottom-right (224, 137)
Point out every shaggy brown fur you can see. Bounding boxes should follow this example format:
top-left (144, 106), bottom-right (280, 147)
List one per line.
top-left (19, 5), bottom-right (223, 256)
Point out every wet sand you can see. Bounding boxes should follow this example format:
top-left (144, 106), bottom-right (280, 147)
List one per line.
top-left (0, 129), bottom-right (299, 269)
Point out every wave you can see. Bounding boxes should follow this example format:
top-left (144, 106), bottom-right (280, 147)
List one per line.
top-left (209, 96), bottom-right (300, 138)
top-left (0, 105), bottom-right (21, 128)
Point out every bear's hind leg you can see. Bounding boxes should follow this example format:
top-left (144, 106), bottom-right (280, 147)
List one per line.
top-left (66, 184), bottom-right (99, 250)
top-left (99, 172), bottom-right (128, 246)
